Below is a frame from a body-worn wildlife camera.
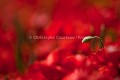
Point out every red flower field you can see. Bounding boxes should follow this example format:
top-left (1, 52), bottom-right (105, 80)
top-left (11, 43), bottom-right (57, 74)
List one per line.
top-left (0, 0), bottom-right (120, 80)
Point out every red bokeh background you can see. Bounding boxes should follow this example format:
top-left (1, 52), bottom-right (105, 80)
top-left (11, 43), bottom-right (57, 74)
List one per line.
top-left (0, 0), bottom-right (120, 80)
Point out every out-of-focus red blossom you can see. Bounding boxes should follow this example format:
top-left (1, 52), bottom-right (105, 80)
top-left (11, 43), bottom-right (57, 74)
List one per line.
top-left (105, 43), bottom-right (120, 66)
top-left (18, 67), bottom-right (47, 80)
top-left (45, 20), bottom-right (92, 37)
top-left (26, 61), bottom-right (66, 80)
top-left (0, 47), bottom-right (16, 75)
top-left (33, 40), bottom-right (57, 60)
top-left (0, 27), bottom-right (16, 45)
top-left (45, 49), bottom-right (79, 73)
top-left (1, 0), bottom-right (120, 79)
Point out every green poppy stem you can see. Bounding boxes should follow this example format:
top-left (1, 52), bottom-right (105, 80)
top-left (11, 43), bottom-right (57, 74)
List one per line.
top-left (93, 36), bottom-right (104, 48)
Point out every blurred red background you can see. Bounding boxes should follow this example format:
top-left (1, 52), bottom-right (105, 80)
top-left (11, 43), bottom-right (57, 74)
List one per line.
top-left (0, 0), bottom-right (120, 80)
